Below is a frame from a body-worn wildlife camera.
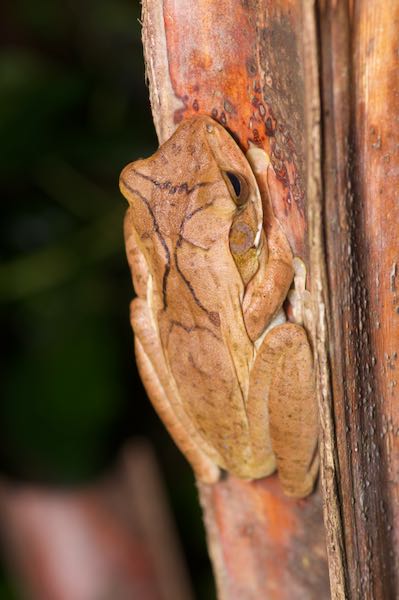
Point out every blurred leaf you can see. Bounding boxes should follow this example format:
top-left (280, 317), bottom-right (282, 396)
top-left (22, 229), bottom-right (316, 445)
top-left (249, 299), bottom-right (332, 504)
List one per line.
top-left (0, 206), bottom-right (124, 302)
top-left (0, 49), bottom-right (86, 175)
top-left (0, 565), bottom-right (19, 600)
top-left (33, 157), bottom-right (116, 218)
top-left (2, 294), bottom-right (124, 481)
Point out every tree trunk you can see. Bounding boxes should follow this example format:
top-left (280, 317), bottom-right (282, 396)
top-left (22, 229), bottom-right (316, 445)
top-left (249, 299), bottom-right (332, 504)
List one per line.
top-left (138, 0), bottom-right (399, 598)
top-left (319, 1), bottom-right (399, 597)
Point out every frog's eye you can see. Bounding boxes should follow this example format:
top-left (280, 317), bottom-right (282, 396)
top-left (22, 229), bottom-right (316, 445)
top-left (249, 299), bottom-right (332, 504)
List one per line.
top-left (223, 171), bottom-right (249, 206)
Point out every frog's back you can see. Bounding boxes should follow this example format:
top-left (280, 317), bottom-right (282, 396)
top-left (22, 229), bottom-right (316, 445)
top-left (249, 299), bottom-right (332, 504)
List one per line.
top-left (120, 116), bottom-right (267, 476)
top-left (154, 231), bottom-right (257, 475)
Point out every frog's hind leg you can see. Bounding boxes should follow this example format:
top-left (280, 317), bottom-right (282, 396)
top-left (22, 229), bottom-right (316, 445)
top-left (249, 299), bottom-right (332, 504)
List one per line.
top-left (131, 298), bottom-right (220, 484)
top-left (250, 323), bottom-right (319, 497)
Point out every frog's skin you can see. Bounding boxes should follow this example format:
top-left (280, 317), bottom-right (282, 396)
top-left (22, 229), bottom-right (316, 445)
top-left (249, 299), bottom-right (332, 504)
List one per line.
top-left (120, 116), bottom-right (319, 498)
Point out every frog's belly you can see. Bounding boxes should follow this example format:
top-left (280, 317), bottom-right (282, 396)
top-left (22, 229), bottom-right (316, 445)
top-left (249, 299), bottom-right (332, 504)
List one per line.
top-left (163, 319), bottom-right (274, 479)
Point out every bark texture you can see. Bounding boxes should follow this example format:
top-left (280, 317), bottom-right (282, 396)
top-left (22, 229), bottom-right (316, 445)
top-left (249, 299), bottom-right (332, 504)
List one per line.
top-left (138, 0), bottom-right (399, 597)
top-left (141, 1), bottom-right (330, 598)
top-left (320, 1), bottom-right (399, 598)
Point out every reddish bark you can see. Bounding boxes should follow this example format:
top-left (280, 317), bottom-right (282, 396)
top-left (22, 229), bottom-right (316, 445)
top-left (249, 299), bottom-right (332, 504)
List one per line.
top-left (141, 1), bottom-right (330, 598)
top-left (320, 1), bottom-right (399, 597)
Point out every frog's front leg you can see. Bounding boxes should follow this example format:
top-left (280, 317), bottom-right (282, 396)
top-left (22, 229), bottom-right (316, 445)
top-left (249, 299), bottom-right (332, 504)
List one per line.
top-left (243, 148), bottom-right (295, 341)
top-left (131, 298), bottom-right (220, 484)
top-left (248, 323), bottom-right (319, 497)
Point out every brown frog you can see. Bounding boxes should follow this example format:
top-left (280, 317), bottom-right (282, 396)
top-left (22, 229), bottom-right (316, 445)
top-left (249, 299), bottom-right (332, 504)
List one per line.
top-left (120, 116), bottom-right (318, 497)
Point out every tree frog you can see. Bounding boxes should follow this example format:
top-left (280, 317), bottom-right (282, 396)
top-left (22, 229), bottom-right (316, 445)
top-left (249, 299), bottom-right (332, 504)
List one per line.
top-left (120, 116), bottom-right (319, 497)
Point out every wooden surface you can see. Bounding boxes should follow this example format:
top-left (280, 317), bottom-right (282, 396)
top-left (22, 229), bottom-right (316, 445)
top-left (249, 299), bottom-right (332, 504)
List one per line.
top-left (141, 1), bottom-right (330, 598)
top-left (144, 0), bottom-right (309, 258)
top-left (320, 1), bottom-right (399, 597)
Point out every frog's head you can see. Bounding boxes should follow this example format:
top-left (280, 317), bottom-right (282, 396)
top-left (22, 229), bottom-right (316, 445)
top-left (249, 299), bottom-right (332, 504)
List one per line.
top-left (190, 116), bottom-right (265, 285)
top-left (119, 116), bottom-right (264, 284)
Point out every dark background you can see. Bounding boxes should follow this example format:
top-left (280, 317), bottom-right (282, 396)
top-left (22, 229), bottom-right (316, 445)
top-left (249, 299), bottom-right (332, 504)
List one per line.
top-left (0, 1), bottom-right (214, 597)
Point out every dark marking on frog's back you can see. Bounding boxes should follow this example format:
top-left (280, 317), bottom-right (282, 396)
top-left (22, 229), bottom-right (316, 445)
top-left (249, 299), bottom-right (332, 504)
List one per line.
top-left (209, 312), bottom-right (221, 327)
top-left (174, 234), bottom-right (220, 327)
top-left (169, 320), bottom-right (221, 342)
top-left (120, 181), bottom-right (171, 310)
top-left (172, 208), bottom-right (221, 328)
top-left (132, 169), bottom-right (209, 196)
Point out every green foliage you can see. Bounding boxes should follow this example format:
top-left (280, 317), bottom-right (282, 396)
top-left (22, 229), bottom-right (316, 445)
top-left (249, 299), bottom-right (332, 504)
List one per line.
top-left (1, 0), bottom-right (155, 481)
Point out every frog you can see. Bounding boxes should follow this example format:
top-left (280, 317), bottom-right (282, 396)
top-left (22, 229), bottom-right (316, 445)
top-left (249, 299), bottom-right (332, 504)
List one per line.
top-left (119, 115), bottom-right (319, 497)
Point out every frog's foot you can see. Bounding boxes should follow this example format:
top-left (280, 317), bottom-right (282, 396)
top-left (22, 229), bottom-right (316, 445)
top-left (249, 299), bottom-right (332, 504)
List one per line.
top-left (278, 452), bottom-right (320, 498)
top-left (246, 144), bottom-right (270, 176)
top-left (288, 256), bottom-right (313, 327)
top-left (229, 453), bottom-right (277, 481)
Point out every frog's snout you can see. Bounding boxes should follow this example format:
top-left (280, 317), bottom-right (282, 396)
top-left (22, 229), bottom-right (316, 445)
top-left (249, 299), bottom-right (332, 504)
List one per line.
top-left (119, 162), bottom-right (134, 195)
